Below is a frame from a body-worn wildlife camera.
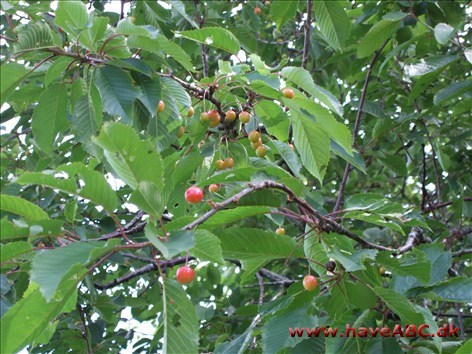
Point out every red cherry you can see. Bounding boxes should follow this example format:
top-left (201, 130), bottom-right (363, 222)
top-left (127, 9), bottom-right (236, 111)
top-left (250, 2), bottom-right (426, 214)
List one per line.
top-left (176, 266), bottom-right (195, 284)
top-left (303, 275), bottom-right (318, 291)
top-left (185, 186), bottom-right (204, 204)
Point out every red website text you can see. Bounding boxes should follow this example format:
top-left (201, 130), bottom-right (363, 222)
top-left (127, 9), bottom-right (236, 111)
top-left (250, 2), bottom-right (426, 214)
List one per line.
top-left (288, 324), bottom-right (460, 338)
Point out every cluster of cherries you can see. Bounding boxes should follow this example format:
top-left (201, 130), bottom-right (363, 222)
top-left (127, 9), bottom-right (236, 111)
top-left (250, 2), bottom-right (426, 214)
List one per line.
top-left (168, 87), bottom-right (317, 290)
top-left (176, 185), bottom-right (318, 291)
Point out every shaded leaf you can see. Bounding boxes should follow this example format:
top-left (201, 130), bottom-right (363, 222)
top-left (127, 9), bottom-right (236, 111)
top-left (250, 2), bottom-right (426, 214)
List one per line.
top-left (31, 83), bottom-right (69, 155)
top-left (94, 66), bottom-right (140, 123)
top-left (0, 195), bottom-right (48, 221)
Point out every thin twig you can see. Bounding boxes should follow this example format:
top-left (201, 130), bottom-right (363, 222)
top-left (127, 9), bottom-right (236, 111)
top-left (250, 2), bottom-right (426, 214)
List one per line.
top-left (76, 304), bottom-right (92, 354)
top-left (333, 40), bottom-right (389, 212)
top-left (423, 197), bottom-right (472, 213)
top-left (421, 143), bottom-right (428, 212)
top-left (302, 0), bottom-right (313, 69)
top-left (455, 303), bottom-right (465, 339)
top-left (194, 0), bottom-right (208, 77)
top-left (452, 248), bottom-right (472, 258)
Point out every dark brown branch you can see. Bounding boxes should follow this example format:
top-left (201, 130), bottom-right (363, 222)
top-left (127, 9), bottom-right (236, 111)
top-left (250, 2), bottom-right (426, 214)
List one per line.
top-left (159, 73), bottom-right (225, 118)
top-left (45, 47), bottom-right (107, 65)
top-left (183, 180), bottom-right (395, 252)
top-left (76, 304), bottom-right (92, 354)
top-left (420, 119), bottom-right (444, 218)
top-left (94, 256), bottom-right (195, 290)
top-left (122, 253), bottom-right (155, 263)
top-left (98, 211), bottom-right (145, 240)
top-left (302, 0), bottom-right (313, 69)
top-left (423, 197), bottom-right (472, 213)
top-left (333, 40), bottom-right (389, 212)
top-left (258, 268), bottom-right (295, 286)
top-left (193, 0), bottom-right (208, 77)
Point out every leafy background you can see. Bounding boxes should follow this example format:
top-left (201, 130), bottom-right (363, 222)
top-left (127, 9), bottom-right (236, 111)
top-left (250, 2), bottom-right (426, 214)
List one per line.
top-left (1, 1), bottom-right (471, 353)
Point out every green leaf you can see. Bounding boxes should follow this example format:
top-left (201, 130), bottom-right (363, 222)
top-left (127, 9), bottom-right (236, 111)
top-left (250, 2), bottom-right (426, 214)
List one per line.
top-left (262, 306), bottom-right (317, 353)
top-left (269, 141), bottom-right (305, 181)
top-left (285, 97), bottom-right (352, 154)
top-left (129, 181), bottom-right (163, 219)
top-left (17, 163), bottom-right (117, 212)
top-left (134, 74), bottom-right (161, 114)
top-left (0, 282), bottom-right (77, 354)
top-left (116, 17), bottom-right (153, 37)
top-left (281, 66), bottom-right (343, 117)
top-left (0, 241), bottom-right (32, 263)
top-left (14, 21), bottom-right (56, 53)
top-left (292, 111), bottom-right (330, 184)
top-left (455, 338), bottom-right (472, 354)
top-left (156, 35), bottom-right (195, 72)
top-left (31, 83), bottom-right (69, 155)
top-left (0, 218), bottom-right (63, 241)
top-left (405, 55), bottom-right (458, 77)
top-left (344, 193), bottom-right (403, 214)
top-left (31, 240), bottom-right (119, 301)
top-left (145, 225), bottom-right (195, 259)
top-left (202, 207), bottom-right (271, 229)
top-left (55, 0), bottom-right (89, 36)
top-left (93, 122), bottom-right (164, 191)
top-left (434, 80), bottom-right (471, 105)
top-left (254, 100), bottom-right (289, 142)
top-left (44, 57), bottom-right (74, 87)
top-left (0, 195), bottom-right (48, 221)
top-left (59, 163), bottom-right (117, 211)
top-left (313, 1), bottom-right (351, 51)
top-left (248, 79), bottom-right (281, 99)
top-left (331, 141), bottom-right (366, 173)
top-left (357, 16), bottom-right (406, 58)
top-left (218, 227), bottom-right (304, 282)
top-left (214, 325), bottom-right (253, 354)
top-left (162, 279), bottom-right (199, 354)
top-left (0, 62), bottom-right (29, 106)
top-left (373, 286), bottom-right (424, 325)
top-left (329, 249), bottom-right (377, 272)
top-left (177, 27), bottom-right (240, 54)
top-left (80, 16), bottom-right (109, 51)
top-left (270, 0), bottom-right (298, 29)
top-left (434, 23), bottom-right (454, 45)
top-left (408, 277), bottom-right (472, 303)
top-left (190, 230), bottom-right (224, 264)
top-left (161, 77), bottom-right (191, 109)
top-left (72, 81), bottom-right (103, 142)
top-left (377, 250), bottom-right (431, 284)
top-left (94, 66), bottom-right (140, 123)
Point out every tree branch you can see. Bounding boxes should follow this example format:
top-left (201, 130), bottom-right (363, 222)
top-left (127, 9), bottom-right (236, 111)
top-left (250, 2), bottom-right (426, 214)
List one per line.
top-left (423, 197), bottom-right (472, 213)
top-left (76, 304), bottom-right (92, 354)
top-left (333, 40), bottom-right (389, 212)
top-left (182, 180), bottom-right (395, 252)
top-left (395, 227), bottom-right (431, 255)
top-left (302, 0), bottom-right (313, 69)
top-left (452, 248), bottom-right (472, 258)
top-left (45, 47), bottom-right (107, 65)
top-left (159, 73), bottom-right (225, 119)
